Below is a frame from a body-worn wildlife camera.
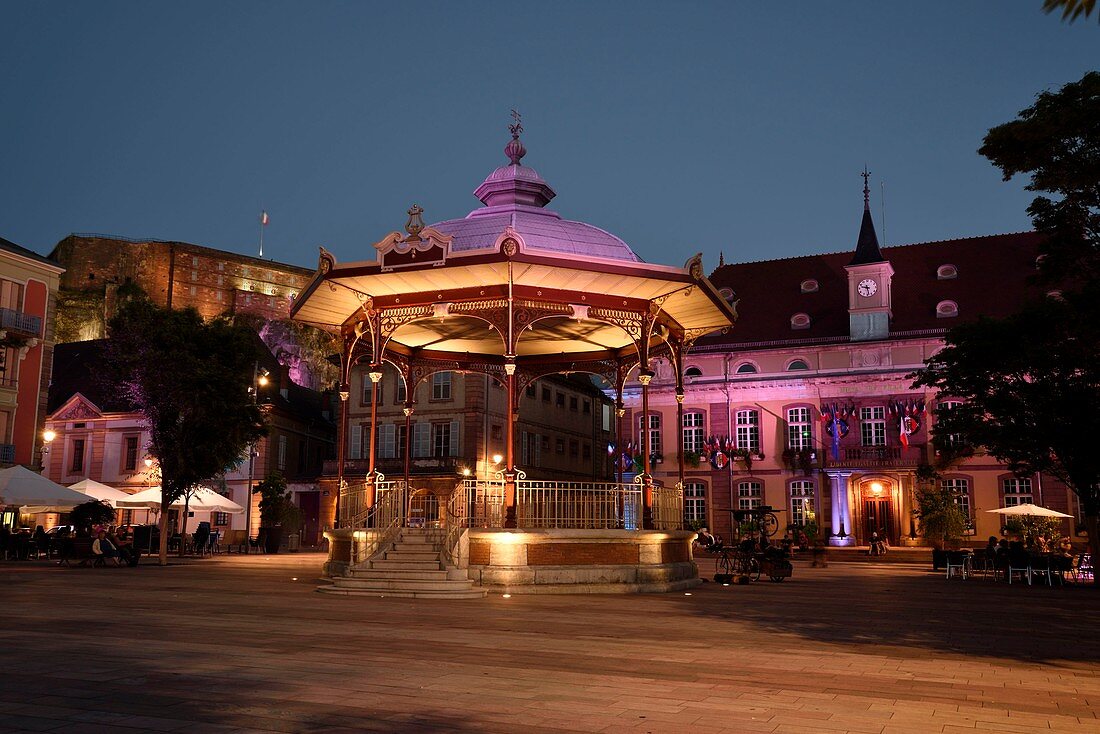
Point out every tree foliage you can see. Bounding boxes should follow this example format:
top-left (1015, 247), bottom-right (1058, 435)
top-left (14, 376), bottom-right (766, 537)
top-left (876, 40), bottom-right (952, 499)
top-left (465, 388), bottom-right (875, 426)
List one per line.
top-left (911, 481), bottom-right (970, 550)
top-left (253, 471), bottom-right (302, 531)
top-left (103, 299), bottom-right (267, 563)
top-left (979, 71), bottom-right (1100, 286)
top-left (69, 500), bottom-right (116, 534)
top-left (1042, 0), bottom-right (1097, 23)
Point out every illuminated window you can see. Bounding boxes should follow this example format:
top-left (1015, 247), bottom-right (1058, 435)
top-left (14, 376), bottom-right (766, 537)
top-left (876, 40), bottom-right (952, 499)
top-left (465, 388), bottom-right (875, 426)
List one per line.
top-left (787, 407), bottom-right (812, 450)
top-left (735, 409), bottom-right (760, 453)
top-left (1003, 478), bottom-right (1033, 507)
top-left (638, 414), bottom-right (661, 457)
top-left (789, 481), bottom-right (815, 526)
top-left (684, 482), bottom-right (706, 523)
top-left (682, 412), bottom-right (704, 453)
top-left (860, 407), bottom-right (886, 446)
top-left (942, 478), bottom-right (972, 528)
top-left (737, 481), bottom-right (762, 510)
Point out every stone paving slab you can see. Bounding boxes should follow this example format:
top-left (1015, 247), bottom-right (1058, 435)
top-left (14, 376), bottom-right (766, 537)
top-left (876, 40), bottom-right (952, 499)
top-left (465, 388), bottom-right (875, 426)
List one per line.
top-left (1, 554), bottom-right (1097, 733)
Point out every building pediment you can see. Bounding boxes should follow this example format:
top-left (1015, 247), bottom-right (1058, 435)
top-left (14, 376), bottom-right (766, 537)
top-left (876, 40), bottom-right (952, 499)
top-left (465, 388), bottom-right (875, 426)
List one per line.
top-left (51, 393), bottom-right (103, 421)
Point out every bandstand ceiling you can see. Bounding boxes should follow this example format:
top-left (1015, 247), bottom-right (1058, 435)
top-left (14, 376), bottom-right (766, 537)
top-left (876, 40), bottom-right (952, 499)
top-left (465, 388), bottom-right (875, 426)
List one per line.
top-left (293, 250), bottom-right (736, 362)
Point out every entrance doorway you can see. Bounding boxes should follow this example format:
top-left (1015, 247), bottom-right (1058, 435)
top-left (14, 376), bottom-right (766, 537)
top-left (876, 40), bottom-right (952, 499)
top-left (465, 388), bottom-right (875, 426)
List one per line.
top-left (858, 479), bottom-right (895, 545)
top-left (407, 489), bottom-right (440, 528)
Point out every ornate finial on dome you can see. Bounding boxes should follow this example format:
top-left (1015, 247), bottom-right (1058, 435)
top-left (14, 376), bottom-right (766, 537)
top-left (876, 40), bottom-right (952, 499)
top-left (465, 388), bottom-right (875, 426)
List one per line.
top-left (861, 166), bottom-right (871, 211)
top-left (404, 203), bottom-right (425, 241)
top-left (505, 109), bottom-right (526, 164)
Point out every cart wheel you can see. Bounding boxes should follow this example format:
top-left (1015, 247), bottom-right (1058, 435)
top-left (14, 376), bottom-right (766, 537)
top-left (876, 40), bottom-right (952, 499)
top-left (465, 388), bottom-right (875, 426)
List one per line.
top-left (749, 558), bottom-right (761, 581)
top-left (770, 575), bottom-right (785, 582)
top-left (762, 513), bottom-right (780, 537)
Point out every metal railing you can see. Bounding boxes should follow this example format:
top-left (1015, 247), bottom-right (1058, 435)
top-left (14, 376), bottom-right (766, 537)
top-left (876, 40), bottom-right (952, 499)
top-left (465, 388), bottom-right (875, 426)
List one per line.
top-left (517, 480), bottom-right (642, 530)
top-left (0, 444), bottom-right (15, 464)
top-left (0, 308), bottom-right (42, 338)
top-left (349, 478), bottom-right (407, 566)
top-left (442, 482), bottom-right (468, 568)
top-left (462, 478), bottom-right (506, 528)
top-left (652, 483), bottom-right (684, 531)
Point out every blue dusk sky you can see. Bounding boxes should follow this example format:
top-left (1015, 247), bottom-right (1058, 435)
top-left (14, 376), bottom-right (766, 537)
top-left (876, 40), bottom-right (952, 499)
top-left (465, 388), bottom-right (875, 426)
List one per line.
top-left (1, 2), bottom-right (1096, 269)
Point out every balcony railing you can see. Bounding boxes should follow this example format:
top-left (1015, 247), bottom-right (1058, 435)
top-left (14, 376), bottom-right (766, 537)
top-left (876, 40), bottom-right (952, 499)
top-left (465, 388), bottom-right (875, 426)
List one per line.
top-left (0, 444), bottom-right (15, 464)
top-left (323, 456), bottom-right (462, 476)
top-left (0, 308), bottom-right (42, 339)
top-left (826, 445), bottom-right (925, 469)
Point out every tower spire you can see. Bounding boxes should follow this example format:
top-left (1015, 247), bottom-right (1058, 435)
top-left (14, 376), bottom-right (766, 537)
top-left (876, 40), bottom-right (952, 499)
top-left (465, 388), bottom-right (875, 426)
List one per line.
top-left (849, 167), bottom-right (885, 266)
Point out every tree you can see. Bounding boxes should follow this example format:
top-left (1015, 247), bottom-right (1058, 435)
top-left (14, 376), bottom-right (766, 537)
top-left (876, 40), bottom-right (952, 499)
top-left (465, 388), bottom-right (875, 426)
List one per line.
top-left (912, 290), bottom-right (1100, 580)
top-left (1042, 0), bottom-right (1097, 23)
top-left (979, 71), bottom-right (1100, 288)
top-left (69, 500), bottom-right (116, 535)
top-left (911, 474), bottom-right (970, 551)
top-left (104, 299), bottom-right (267, 565)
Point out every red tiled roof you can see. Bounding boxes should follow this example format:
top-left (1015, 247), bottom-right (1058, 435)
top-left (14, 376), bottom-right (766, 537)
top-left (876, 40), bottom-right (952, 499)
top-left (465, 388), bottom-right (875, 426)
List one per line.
top-left (703, 232), bottom-right (1044, 347)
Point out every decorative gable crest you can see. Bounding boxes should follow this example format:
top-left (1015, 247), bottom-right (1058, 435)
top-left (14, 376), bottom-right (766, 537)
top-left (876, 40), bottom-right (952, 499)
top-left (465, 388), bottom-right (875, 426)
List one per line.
top-left (373, 204), bottom-right (454, 272)
top-left (53, 393), bottom-right (103, 421)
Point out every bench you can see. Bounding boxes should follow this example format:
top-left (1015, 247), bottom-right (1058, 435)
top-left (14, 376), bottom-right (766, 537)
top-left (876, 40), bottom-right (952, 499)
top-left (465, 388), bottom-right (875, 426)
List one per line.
top-left (60, 538), bottom-right (133, 567)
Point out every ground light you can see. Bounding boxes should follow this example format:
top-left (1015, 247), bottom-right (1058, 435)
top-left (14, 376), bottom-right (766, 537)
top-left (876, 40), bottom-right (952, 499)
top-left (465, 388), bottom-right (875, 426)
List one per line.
top-left (502, 594), bottom-right (511, 598)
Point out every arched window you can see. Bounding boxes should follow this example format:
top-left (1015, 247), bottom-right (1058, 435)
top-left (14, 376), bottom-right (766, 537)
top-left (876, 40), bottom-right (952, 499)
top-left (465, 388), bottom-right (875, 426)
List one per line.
top-left (684, 366), bottom-right (703, 379)
top-left (800, 279), bottom-right (819, 293)
top-left (735, 362), bottom-right (758, 374)
top-left (936, 300), bottom-right (959, 318)
top-left (787, 359), bottom-right (809, 371)
top-left (936, 264), bottom-right (958, 280)
top-left (684, 481), bottom-right (706, 524)
top-left (790, 313), bottom-right (811, 330)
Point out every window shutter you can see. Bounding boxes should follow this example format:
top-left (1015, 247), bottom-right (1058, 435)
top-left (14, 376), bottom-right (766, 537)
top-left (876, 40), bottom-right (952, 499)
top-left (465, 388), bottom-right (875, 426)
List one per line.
top-left (380, 424), bottom-right (395, 459)
top-left (414, 423), bottom-right (430, 458)
top-left (534, 433), bottom-right (542, 467)
top-left (521, 431), bottom-right (529, 465)
top-left (449, 420), bottom-right (460, 456)
top-left (349, 425), bottom-right (362, 459)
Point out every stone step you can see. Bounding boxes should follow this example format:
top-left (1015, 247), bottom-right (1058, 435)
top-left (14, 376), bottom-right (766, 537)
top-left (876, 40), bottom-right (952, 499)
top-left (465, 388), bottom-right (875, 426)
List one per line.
top-left (331, 577), bottom-right (478, 592)
top-left (318, 585), bottom-right (485, 599)
top-left (384, 550), bottom-right (442, 561)
top-left (389, 542), bottom-right (443, 552)
top-left (348, 568), bottom-right (451, 581)
top-left (395, 534), bottom-right (437, 544)
top-left (369, 559), bottom-right (443, 571)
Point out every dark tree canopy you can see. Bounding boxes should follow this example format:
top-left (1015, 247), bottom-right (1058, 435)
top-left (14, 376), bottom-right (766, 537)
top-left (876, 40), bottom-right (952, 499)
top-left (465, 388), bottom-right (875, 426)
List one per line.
top-left (69, 500), bottom-right (116, 534)
top-left (979, 71), bottom-right (1100, 286)
top-left (103, 300), bottom-right (267, 563)
top-left (1042, 0), bottom-right (1097, 23)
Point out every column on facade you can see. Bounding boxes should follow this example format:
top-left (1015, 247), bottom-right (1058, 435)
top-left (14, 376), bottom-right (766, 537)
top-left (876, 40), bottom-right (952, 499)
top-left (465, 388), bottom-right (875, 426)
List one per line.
top-left (827, 470), bottom-right (853, 546)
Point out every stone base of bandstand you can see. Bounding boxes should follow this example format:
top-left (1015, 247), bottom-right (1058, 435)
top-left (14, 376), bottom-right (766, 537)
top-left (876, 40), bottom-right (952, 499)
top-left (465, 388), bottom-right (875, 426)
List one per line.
top-left (461, 528), bottom-right (700, 594)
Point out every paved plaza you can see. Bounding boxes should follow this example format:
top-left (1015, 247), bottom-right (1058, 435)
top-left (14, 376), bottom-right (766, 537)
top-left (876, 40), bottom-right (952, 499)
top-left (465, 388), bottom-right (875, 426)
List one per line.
top-left (1, 553), bottom-right (1097, 734)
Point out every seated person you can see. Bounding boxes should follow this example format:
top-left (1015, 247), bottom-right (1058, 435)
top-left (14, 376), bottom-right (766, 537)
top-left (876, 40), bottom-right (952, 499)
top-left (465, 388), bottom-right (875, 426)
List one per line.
top-left (107, 530), bottom-right (138, 566)
top-left (91, 530), bottom-right (121, 566)
top-left (985, 536), bottom-right (999, 556)
top-left (693, 528), bottom-right (722, 551)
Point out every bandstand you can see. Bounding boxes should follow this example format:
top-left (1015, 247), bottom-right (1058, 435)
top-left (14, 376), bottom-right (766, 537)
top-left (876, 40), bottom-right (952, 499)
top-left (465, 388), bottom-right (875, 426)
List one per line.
top-left (292, 123), bottom-right (737, 594)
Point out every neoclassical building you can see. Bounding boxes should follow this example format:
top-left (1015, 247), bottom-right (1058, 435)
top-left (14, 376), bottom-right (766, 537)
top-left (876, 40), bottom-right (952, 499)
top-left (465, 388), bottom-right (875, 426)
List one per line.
top-left (629, 182), bottom-right (1073, 547)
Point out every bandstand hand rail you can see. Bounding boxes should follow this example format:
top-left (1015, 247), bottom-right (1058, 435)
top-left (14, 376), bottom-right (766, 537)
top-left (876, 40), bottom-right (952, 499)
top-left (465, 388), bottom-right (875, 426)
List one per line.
top-left (346, 474), bottom-right (408, 566)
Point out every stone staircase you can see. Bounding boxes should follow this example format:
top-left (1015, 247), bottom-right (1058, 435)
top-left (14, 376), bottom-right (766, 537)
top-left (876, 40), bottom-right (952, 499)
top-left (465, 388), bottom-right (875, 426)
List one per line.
top-left (319, 528), bottom-right (485, 599)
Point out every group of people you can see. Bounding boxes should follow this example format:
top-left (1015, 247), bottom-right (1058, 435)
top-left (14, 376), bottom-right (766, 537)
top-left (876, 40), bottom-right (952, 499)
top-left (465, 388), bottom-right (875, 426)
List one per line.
top-left (983, 534), bottom-right (1074, 560)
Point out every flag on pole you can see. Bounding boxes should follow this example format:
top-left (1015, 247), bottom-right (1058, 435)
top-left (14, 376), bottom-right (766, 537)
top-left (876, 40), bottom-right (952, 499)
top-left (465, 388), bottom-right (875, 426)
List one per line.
top-left (261, 211), bottom-right (270, 226)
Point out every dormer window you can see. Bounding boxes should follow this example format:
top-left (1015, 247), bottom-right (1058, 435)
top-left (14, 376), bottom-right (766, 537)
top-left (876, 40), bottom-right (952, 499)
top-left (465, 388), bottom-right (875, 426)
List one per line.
top-left (1047, 290), bottom-right (1064, 301)
top-left (1035, 254), bottom-right (1048, 269)
top-left (735, 362), bottom-right (758, 374)
top-left (787, 359), bottom-right (810, 371)
top-left (800, 279), bottom-right (819, 293)
top-left (936, 300), bottom-right (959, 318)
top-left (718, 287), bottom-right (736, 304)
top-left (790, 313), bottom-right (811, 330)
top-left (936, 264), bottom-right (958, 280)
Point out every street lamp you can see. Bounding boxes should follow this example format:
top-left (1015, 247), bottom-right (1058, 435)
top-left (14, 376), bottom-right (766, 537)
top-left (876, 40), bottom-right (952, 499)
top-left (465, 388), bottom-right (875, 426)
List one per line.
top-left (40, 429), bottom-right (55, 469)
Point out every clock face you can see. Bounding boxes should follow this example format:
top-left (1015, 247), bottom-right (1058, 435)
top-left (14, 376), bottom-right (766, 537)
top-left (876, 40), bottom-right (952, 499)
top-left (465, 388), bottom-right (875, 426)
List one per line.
top-left (857, 278), bottom-right (878, 297)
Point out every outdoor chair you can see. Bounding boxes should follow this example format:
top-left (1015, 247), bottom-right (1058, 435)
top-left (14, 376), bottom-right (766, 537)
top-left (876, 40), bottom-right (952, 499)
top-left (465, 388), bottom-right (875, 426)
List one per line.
top-left (945, 550), bottom-right (970, 580)
top-left (1007, 549), bottom-right (1031, 585)
top-left (1028, 555), bottom-right (1057, 586)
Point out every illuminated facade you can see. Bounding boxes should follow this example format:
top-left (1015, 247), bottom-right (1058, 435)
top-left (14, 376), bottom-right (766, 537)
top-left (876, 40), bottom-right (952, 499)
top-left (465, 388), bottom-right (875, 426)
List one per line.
top-left (634, 184), bottom-right (1078, 547)
top-left (0, 236), bottom-right (63, 469)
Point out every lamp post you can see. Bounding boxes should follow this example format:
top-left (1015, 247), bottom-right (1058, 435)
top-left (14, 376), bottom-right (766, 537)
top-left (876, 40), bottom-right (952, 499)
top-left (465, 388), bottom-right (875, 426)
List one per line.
top-left (246, 364), bottom-right (269, 548)
top-left (40, 429), bottom-right (55, 472)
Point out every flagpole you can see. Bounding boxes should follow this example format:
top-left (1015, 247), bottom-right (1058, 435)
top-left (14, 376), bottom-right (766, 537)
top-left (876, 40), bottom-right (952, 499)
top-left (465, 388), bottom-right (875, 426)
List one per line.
top-left (258, 211), bottom-right (265, 258)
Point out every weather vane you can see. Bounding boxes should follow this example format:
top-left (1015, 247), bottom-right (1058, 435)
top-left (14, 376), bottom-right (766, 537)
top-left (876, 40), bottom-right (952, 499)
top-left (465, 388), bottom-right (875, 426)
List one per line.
top-left (509, 109), bottom-right (523, 139)
top-left (861, 166), bottom-right (871, 207)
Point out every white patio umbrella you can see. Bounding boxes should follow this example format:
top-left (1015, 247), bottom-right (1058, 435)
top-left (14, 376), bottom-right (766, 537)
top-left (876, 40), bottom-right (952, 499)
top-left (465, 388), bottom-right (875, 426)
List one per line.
top-left (68, 479), bottom-right (133, 508)
top-left (986, 503), bottom-right (1074, 518)
top-left (116, 486), bottom-right (244, 514)
top-left (0, 465), bottom-right (95, 513)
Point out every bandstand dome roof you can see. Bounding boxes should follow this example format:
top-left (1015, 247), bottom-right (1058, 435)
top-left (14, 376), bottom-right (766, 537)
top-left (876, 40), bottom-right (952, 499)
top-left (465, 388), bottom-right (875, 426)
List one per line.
top-left (291, 126), bottom-right (736, 364)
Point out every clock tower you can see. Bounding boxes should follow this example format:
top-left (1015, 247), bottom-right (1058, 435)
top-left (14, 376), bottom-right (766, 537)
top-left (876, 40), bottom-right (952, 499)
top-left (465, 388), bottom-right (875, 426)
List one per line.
top-left (846, 169), bottom-right (893, 341)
